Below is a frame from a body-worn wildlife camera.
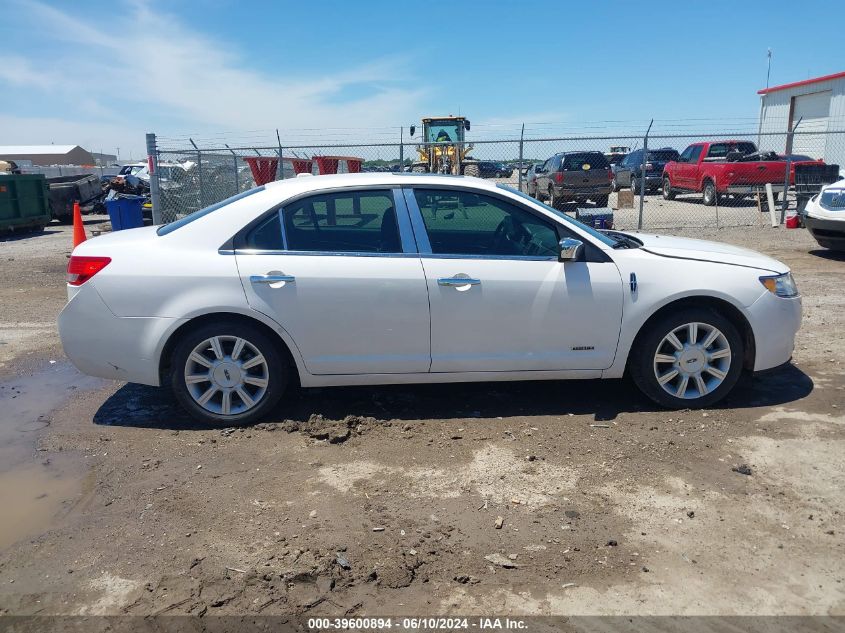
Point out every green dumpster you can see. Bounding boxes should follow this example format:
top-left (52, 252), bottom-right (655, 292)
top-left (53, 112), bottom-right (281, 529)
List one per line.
top-left (0, 174), bottom-right (52, 233)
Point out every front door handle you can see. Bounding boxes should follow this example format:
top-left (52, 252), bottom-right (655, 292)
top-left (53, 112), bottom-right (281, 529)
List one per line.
top-left (438, 277), bottom-right (481, 287)
top-left (250, 274), bottom-right (295, 284)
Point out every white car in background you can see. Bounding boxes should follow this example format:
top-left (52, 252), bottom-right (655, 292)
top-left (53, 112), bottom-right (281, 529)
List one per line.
top-left (803, 180), bottom-right (845, 251)
top-left (59, 174), bottom-right (801, 425)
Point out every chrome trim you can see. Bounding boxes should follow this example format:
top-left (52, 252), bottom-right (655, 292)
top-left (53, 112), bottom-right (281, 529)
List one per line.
top-left (438, 277), bottom-right (481, 287)
top-left (558, 237), bottom-right (584, 261)
top-left (250, 274), bottom-right (295, 284)
top-left (422, 253), bottom-right (557, 261)
top-left (235, 249), bottom-right (419, 258)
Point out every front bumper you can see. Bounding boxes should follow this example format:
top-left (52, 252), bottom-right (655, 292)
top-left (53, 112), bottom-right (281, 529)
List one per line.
top-left (746, 289), bottom-right (802, 372)
top-left (804, 215), bottom-right (845, 250)
top-left (58, 282), bottom-right (183, 386)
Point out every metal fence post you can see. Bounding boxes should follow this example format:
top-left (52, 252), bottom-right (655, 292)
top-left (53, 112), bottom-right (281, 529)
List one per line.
top-left (146, 132), bottom-right (163, 225)
top-left (225, 144), bottom-right (239, 195)
top-left (276, 129), bottom-right (285, 180)
top-left (637, 119), bottom-right (653, 230)
top-left (518, 123), bottom-right (525, 193)
top-left (399, 127), bottom-right (404, 172)
top-left (190, 138), bottom-right (203, 208)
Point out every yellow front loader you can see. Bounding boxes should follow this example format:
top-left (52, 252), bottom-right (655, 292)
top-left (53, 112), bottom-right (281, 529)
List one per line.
top-left (410, 116), bottom-right (479, 177)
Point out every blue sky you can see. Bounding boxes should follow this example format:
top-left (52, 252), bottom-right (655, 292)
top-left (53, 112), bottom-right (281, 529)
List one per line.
top-left (1, 0), bottom-right (841, 159)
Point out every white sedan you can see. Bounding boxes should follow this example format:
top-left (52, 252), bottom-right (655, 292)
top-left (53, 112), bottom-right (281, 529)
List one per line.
top-left (59, 173), bottom-right (802, 424)
top-left (802, 180), bottom-right (845, 251)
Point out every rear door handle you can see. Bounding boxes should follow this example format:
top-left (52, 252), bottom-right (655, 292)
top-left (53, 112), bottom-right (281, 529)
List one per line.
top-left (438, 277), bottom-right (481, 287)
top-left (250, 274), bottom-right (295, 284)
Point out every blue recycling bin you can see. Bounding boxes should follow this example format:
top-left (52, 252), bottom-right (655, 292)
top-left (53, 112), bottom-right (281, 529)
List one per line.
top-left (106, 196), bottom-right (145, 231)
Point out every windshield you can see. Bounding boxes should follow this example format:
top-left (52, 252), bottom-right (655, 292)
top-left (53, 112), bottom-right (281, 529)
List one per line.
top-left (497, 184), bottom-right (617, 247)
top-left (563, 153), bottom-right (609, 170)
top-left (426, 122), bottom-right (461, 143)
top-left (820, 188), bottom-right (845, 210)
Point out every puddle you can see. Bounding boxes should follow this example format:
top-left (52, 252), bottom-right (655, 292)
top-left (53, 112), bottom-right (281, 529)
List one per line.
top-left (0, 361), bottom-right (104, 550)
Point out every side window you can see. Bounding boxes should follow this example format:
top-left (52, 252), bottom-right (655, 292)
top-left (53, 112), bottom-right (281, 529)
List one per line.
top-left (413, 189), bottom-right (559, 257)
top-left (689, 145), bottom-right (704, 163)
top-left (245, 212), bottom-right (283, 250)
top-left (705, 143), bottom-right (727, 160)
top-left (283, 190), bottom-right (400, 253)
top-left (678, 146), bottom-right (694, 163)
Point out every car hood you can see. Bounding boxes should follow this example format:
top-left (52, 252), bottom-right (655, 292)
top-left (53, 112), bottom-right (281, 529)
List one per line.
top-left (631, 233), bottom-right (787, 273)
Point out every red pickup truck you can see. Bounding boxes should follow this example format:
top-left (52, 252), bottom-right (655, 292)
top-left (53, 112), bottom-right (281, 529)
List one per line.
top-left (662, 141), bottom-right (803, 206)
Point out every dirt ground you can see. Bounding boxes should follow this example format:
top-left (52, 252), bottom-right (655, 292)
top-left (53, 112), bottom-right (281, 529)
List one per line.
top-left (0, 217), bottom-right (843, 618)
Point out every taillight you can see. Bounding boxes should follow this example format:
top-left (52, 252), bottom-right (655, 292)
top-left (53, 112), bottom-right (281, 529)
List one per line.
top-left (67, 256), bottom-right (111, 286)
top-left (555, 172), bottom-right (563, 184)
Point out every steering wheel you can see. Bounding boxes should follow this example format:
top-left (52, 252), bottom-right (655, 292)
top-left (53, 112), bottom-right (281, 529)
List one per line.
top-left (492, 216), bottom-right (531, 255)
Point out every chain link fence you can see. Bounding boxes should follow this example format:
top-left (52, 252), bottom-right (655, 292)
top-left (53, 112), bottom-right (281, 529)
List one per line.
top-left (148, 128), bottom-right (845, 230)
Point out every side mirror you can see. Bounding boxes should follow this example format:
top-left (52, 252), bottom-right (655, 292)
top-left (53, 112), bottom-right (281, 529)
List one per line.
top-left (409, 125), bottom-right (416, 137)
top-left (464, 120), bottom-right (471, 131)
top-left (558, 238), bottom-right (584, 262)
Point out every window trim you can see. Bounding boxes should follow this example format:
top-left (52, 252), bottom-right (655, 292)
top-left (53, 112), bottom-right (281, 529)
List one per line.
top-left (230, 186), bottom-right (417, 257)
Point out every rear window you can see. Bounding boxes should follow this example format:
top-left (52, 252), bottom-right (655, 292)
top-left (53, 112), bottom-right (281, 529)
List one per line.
top-left (648, 150), bottom-right (679, 162)
top-left (707, 142), bottom-right (757, 160)
top-left (156, 186), bottom-right (265, 236)
top-left (562, 153), bottom-right (609, 171)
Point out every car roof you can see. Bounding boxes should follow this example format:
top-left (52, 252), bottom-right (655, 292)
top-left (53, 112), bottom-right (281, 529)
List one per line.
top-left (263, 172), bottom-right (503, 196)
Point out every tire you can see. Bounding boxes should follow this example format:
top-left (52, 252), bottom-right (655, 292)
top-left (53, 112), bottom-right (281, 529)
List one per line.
top-left (170, 320), bottom-right (288, 425)
top-left (702, 180), bottom-right (717, 206)
top-left (548, 186), bottom-right (561, 210)
top-left (629, 307), bottom-right (744, 409)
top-left (594, 195), bottom-right (609, 207)
top-left (662, 177), bottom-right (676, 200)
top-left (630, 175), bottom-right (639, 193)
top-left (611, 175), bottom-right (619, 192)
top-left (463, 164), bottom-right (480, 178)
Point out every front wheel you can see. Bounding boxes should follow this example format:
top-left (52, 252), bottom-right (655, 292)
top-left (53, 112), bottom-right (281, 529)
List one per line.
top-left (662, 177), bottom-right (676, 200)
top-left (629, 308), bottom-right (744, 409)
top-left (170, 320), bottom-right (288, 425)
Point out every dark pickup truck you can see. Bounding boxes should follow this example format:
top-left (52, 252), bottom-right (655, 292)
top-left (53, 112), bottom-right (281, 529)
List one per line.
top-left (533, 151), bottom-right (612, 208)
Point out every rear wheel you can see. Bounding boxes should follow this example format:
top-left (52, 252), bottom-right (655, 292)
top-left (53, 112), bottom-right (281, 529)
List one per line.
top-left (702, 180), bottom-right (717, 206)
top-left (548, 186), bottom-right (561, 210)
top-left (170, 320), bottom-right (288, 425)
top-left (662, 177), bottom-right (676, 200)
top-left (463, 164), bottom-right (480, 178)
top-left (629, 308), bottom-right (743, 409)
top-left (630, 175), bottom-right (639, 193)
top-left (611, 175), bottom-right (619, 192)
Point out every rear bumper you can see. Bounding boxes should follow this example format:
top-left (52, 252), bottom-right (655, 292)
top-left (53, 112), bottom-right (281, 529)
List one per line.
top-left (804, 215), bottom-right (845, 250)
top-left (726, 183), bottom-right (786, 194)
top-left (58, 283), bottom-right (184, 386)
top-left (553, 184), bottom-right (612, 199)
top-left (746, 290), bottom-right (802, 372)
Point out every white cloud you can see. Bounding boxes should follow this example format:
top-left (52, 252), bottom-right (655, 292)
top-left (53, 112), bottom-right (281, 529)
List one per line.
top-left (2, 0), bottom-right (426, 155)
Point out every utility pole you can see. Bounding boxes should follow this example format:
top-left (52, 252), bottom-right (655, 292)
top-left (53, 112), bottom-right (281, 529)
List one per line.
top-left (766, 48), bottom-right (772, 89)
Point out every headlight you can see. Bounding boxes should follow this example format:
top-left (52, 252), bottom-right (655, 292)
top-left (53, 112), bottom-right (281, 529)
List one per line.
top-left (759, 272), bottom-right (799, 298)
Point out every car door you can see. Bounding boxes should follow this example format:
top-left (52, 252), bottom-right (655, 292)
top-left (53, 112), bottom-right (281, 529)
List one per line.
top-left (405, 187), bottom-right (624, 372)
top-left (535, 158), bottom-right (553, 197)
top-left (235, 187), bottom-right (431, 375)
top-left (617, 152), bottom-right (635, 187)
top-left (674, 145), bottom-right (702, 190)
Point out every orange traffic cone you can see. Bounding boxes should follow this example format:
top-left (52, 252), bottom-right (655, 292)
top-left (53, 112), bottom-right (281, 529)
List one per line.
top-left (72, 201), bottom-right (87, 247)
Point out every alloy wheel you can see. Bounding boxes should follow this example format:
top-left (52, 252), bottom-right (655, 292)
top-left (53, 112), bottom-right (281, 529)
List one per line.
top-left (184, 335), bottom-right (270, 416)
top-left (652, 322), bottom-right (731, 400)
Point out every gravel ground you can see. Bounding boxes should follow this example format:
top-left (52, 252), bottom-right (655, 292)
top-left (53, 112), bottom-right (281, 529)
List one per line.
top-left (0, 218), bottom-right (843, 617)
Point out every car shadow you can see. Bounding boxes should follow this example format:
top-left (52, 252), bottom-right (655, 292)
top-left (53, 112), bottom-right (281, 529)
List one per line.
top-left (808, 248), bottom-right (845, 262)
top-left (93, 363), bottom-right (813, 431)
top-left (0, 228), bottom-right (62, 242)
